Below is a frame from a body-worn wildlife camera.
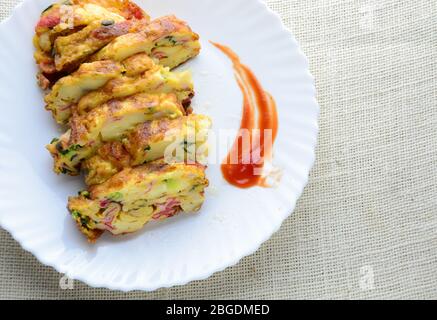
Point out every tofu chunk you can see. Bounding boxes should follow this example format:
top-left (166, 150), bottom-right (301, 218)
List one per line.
top-left (68, 160), bottom-right (209, 242)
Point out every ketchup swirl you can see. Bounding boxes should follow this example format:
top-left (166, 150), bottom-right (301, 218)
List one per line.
top-left (211, 42), bottom-right (278, 188)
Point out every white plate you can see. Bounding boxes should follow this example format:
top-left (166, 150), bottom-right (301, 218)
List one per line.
top-left (0, 0), bottom-right (318, 291)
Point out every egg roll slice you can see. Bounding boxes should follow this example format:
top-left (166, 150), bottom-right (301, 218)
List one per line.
top-left (34, 1), bottom-right (148, 87)
top-left (68, 161), bottom-right (208, 242)
top-left (92, 15), bottom-right (200, 69)
top-left (83, 114), bottom-right (211, 185)
top-left (47, 93), bottom-right (184, 175)
top-left (34, 2), bottom-right (124, 78)
top-left (35, 0), bottom-right (147, 40)
top-left (53, 18), bottom-right (146, 72)
top-left (77, 64), bottom-right (194, 114)
top-left (45, 53), bottom-right (155, 124)
top-left (34, 2), bottom-right (130, 52)
top-left (44, 60), bottom-right (122, 124)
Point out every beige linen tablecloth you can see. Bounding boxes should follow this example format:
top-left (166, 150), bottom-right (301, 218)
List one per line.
top-left (1, 0), bottom-right (436, 300)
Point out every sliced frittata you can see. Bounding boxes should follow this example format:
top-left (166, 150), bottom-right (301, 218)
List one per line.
top-left (44, 53), bottom-right (156, 124)
top-left (53, 19), bottom-right (140, 72)
top-left (44, 60), bottom-right (122, 124)
top-left (34, 0), bottom-right (148, 87)
top-left (68, 161), bottom-right (209, 242)
top-left (92, 15), bottom-right (201, 69)
top-left (35, 1), bottom-right (210, 244)
top-left (83, 114), bottom-right (211, 185)
top-left (76, 64), bottom-right (194, 114)
top-left (47, 93), bottom-right (184, 175)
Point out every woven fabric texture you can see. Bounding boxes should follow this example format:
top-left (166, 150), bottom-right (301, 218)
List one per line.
top-left (1, 0), bottom-right (436, 300)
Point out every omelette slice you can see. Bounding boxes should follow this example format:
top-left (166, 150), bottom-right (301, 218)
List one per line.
top-left (34, 0), bottom-right (148, 87)
top-left (92, 15), bottom-right (201, 69)
top-left (45, 53), bottom-right (155, 124)
top-left (34, 2), bottom-right (134, 53)
top-left (68, 161), bottom-right (209, 242)
top-left (53, 18), bottom-right (138, 72)
top-left (44, 60), bottom-right (122, 124)
top-left (83, 114), bottom-right (211, 185)
top-left (77, 64), bottom-right (194, 114)
top-left (34, 3), bottom-right (124, 76)
top-left (47, 93), bottom-right (184, 175)
top-left (35, 0), bottom-right (147, 40)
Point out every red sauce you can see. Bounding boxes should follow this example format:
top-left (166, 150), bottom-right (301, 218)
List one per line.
top-left (211, 42), bottom-right (278, 188)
